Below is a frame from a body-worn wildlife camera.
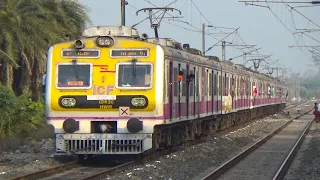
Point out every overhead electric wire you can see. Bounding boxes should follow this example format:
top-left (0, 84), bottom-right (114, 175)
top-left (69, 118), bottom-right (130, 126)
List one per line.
top-left (188, 0), bottom-right (266, 58)
top-left (132, 0), bottom-right (270, 67)
top-left (131, 0), bottom-right (179, 27)
top-left (263, 0), bottom-right (310, 58)
top-left (145, 0), bottom-right (259, 56)
top-left (287, 4), bottom-right (320, 29)
top-left (241, 0), bottom-right (318, 64)
top-left (129, 1), bottom-right (207, 34)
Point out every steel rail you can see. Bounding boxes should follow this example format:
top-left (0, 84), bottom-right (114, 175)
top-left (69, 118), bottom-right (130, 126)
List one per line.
top-left (8, 161), bottom-right (80, 180)
top-left (8, 101), bottom-right (305, 180)
top-left (200, 107), bottom-right (313, 180)
top-left (79, 161), bottom-right (135, 180)
top-left (272, 117), bottom-right (313, 180)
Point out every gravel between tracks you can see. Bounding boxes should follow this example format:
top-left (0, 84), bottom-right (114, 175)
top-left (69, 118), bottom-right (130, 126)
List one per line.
top-left (0, 102), bottom-right (306, 180)
top-left (284, 121), bottom-right (320, 180)
top-left (0, 138), bottom-right (61, 180)
top-left (106, 113), bottom-right (294, 180)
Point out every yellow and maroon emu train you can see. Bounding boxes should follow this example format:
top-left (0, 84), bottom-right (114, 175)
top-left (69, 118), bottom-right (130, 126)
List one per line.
top-left (45, 26), bottom-right (286, 158)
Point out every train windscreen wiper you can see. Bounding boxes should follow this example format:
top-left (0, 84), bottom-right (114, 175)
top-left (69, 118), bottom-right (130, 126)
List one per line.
top-left (71, 59), bottom-right (79, 81)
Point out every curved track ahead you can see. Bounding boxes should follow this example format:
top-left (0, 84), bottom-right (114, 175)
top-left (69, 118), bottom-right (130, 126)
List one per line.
top-left (197, 106), bottom-right (313, 180)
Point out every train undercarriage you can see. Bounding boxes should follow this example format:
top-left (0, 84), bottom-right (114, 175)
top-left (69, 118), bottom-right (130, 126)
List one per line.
top-left (153, 103), bottom-right (286, 149)
top-left (70, 103), bottom-right (285, 161)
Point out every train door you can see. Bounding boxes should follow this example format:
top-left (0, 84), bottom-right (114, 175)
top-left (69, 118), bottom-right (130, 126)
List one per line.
top-left (211, 70), bottom-right (214, 114)
top-left (239, 76), bottom-right (243, 109)
top-left (188, 65), bottom-right (195, 118)
top-left (219, 72), bottom-right (222, 114)
top-left (242, 76), bottom-right (245, 109)
top-left (195, 66), bottom-right (200, 118)
top-left (213, 70), bottom-right (218, 114)
top-left (252, 79), bottom-right (255, 107)
top-left (222, 72), bottom-right (227, 114)
top-left (169, 61), bottom-right (174, 120)
top-left (200, 66), bottom-right (206, 117)
top-left (231, 74), bottom-right (234, 110)
top-left (256, 80), bottom-right (259, 106)
top-left (207, 69), bottom-right (212, 115)
top-left (177, 62), bottom-right (187, 119)
top-left (173, 62), bottom-right (179, 119)
top-left (259, 81), bottom-right (262, 106)
top-left (186, 64), bottom-right (190, 118)
top-left (165, 60), bottom-right (172, 121)
top-left (246, 77), bottom-right (250, 108)
top-left (180, 63), bottom-right (187, 119)
top-left (225, 72), bottom-right (230, 114)
top-left (204, 68), bottom-right (211, 114)
top-left (234, 75), bottom-right (237, 110)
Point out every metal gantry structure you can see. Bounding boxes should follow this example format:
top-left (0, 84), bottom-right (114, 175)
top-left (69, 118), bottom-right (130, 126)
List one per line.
top-left (136, 7), bottom-right (182, 39)
top-left (121, 0), bottom-right (293, 74)
top-left (239, 0), bottom-right (320, 65)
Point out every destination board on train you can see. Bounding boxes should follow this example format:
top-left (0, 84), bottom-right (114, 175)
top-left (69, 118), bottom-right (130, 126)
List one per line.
top-left (110, 49), bottom-right (149, 57)
top-left (61, 49), bottom-right (100, 58)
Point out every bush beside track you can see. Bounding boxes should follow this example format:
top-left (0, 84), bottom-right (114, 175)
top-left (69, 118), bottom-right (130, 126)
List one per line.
top-left (0, 84), bottom-right (54, 151)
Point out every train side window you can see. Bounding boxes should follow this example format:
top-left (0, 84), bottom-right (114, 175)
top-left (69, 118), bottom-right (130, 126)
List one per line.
top-left (174, 67), bottom-right (178, 96)
top-left (56, 63), bottom-right (92, 89)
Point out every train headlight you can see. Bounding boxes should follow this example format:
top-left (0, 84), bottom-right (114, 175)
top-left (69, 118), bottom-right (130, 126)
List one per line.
top-left (61, 98), bottom-right (76, 107)
top-left (74, 40), bottom-right (84, 49)
top-left (96, 36), bottom-right (114, 47)
top-left (131, 97), bottom-right (146, 107)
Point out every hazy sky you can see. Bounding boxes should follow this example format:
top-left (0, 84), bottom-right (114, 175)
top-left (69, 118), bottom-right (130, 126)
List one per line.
top-left (78, 0), bottom-right (319, 76)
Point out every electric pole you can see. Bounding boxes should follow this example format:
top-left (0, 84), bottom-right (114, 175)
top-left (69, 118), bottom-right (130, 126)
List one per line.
top-left (222, 41), bottom-right (226, 61)
top-left (202, 23), bottom-right (205, 55)
top-left (121, 0), bottom-right (127, 26)
top-left (208, 40), bottom-right (255, 61)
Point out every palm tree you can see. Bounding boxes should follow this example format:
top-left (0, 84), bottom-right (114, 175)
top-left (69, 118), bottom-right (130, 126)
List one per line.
top-left (0, 0), bottom-right (91, 99)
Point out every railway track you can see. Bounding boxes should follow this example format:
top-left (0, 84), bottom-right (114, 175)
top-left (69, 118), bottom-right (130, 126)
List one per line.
top-left (8, 101), bottom-right (308, 180)
top-left (196, 107), bottom-right (313, 180)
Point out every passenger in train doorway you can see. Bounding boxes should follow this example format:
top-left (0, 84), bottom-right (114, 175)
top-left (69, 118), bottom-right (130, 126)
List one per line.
top-left (314, 102), bottom-right (319, 123)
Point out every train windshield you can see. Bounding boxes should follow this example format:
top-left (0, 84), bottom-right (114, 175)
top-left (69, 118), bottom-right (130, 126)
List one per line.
top-left (118, 64), bottom-right (152, 88)
top-left (57, 64), bottom-right (91, 88)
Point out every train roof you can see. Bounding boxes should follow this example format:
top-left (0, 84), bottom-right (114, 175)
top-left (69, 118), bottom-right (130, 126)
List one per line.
top-left (80, 25), bottom-right (283, 84)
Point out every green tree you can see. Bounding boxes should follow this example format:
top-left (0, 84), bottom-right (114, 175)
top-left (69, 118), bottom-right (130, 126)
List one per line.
top-left (0, 0), bottom-right (91, 99)
top-left (0, 84), bottom-right (45, 138)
